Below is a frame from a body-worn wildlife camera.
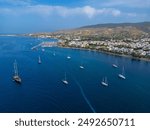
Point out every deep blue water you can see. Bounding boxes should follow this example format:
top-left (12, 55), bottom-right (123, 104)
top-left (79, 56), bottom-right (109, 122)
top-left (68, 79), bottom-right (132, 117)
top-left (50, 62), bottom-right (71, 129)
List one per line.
top-left (0, 36), bottom-right (150, 113)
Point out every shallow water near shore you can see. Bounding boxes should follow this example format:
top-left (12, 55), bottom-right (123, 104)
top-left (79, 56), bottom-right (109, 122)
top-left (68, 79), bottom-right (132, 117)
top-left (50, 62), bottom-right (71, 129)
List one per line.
top-left (0, 36), bottom-right (150, 113)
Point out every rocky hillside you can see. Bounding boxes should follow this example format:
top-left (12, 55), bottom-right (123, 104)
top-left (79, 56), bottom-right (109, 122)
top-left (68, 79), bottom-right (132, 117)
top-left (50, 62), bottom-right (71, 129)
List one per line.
top-left (56, 22), bottom-right (150, 40)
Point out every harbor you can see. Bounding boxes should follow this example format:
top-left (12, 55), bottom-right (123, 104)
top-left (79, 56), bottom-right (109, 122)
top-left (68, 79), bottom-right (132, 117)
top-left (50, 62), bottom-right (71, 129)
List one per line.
top-left (31, 41), bottom-right (58, 50)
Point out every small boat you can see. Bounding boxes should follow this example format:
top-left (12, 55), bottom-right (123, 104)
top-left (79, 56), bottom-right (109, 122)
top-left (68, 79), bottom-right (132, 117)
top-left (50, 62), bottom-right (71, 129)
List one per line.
top-left (112, 60), bottom-right (118, 68)
top-left (53, 52), bottom-right (56, 56)
top-left (67, 56), bottom-right (71, 59)
top-left (42, 48), bottom-right (45, 52)
top-left (79, 65), bottom-right (84, 69)
top-left (118, 67), bottom-right (126, 79)
top-left (38, 56), bottom-right (41, 64)
top-left (112, 64), bottom-right (118, 68)
top-left (13, 60), bottom-right (21, 84)
top-left (101, 77), bottom-right (108, 87)
top-left (62, 73), bottom-right (68, 85)
top-left (79, 61), bottom-right (84, 69)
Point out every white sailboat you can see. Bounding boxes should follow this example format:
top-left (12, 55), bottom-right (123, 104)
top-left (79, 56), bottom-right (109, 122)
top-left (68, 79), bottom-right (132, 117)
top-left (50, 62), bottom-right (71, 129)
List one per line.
top-left (67, 56), bottom-right (71, 59)
top-left (79, 61), bottom-right (84, 69)
top-left (38, 56), bottom-right (41, 64)
top-left (112, 60), bottom-right (118, 68)
top-left (42, 48), bottom-right (45, 52)
top-left (118, 67), bottom-right (126, 79)
top-left (62, 73), bottom-right (68, 85)
top-left (112, 64), bottom-right (118, 68)
top-left (79, 65), bottom-right (84, 69)
top-left (53, 51), bottom-right (56, 56)
top-left (13, 60), bottom-right (21, 83)
top-left (101, 77), bottom-right (108, 87)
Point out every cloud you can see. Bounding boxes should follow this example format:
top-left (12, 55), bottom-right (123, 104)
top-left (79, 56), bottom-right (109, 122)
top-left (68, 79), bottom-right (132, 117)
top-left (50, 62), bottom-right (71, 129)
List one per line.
top-left (0, 5), bottom-right (122, 18)
top-left (126, 13), bottom-right (137, 17)
top-left (101, 0), bottom-right (150, 8)
top-left (82, 6), bottom-right (96, 18)
top-left (0, 0), bottom-right (33, 6)
top-left (97, 8), bottom-right (121, 17)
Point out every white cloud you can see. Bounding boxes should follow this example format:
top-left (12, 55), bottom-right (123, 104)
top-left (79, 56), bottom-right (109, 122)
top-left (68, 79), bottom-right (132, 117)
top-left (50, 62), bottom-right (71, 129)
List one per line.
top-left (97, 8), bottom-right (121, 16)
top-left (0, 0), bottom-right (33, 6)
top-left (126, 13), bottom-right (137, 17)
top-left (82, 6), bottom-right (96, 18)
top-left (0, 5), bottom-right (131, 18)
top-left (101, 0), bottom-right (150, 8)
top-left (26, 5), bottom-right (122, 18)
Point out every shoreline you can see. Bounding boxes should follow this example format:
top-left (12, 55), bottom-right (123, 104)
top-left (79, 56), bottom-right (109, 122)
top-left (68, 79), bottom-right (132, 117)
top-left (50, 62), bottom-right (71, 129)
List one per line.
top-left (58, 45), bottom-right (150, 62)
top-left (10, 35), bottom-right (149, 62)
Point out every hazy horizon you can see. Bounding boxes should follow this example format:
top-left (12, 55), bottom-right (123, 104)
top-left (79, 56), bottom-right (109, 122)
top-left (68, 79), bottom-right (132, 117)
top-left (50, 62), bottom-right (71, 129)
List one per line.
top-left (0, 0), bottom-right (150, 33)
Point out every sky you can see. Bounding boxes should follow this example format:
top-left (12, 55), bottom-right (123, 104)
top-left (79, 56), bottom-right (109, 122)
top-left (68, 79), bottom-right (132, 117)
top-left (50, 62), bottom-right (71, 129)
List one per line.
top-left (0, 0), bottom-right (150, 33)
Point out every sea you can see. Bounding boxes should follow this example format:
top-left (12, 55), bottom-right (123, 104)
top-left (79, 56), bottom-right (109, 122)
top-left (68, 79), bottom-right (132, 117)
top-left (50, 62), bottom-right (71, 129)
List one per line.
top-left (0, 36), bottom-right (150, 113)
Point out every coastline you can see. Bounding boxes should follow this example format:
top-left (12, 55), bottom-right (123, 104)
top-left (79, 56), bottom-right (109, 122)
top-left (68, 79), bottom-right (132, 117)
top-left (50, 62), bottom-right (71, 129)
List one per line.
top-left (12, 34), bottom-right (149, 62)
top-left (58, 45), bottom-right (150, 62)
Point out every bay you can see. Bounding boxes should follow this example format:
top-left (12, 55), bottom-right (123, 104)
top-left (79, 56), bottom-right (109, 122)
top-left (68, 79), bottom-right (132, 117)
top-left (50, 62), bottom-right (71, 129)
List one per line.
top-left (0, 36), bottom-right (150, 113)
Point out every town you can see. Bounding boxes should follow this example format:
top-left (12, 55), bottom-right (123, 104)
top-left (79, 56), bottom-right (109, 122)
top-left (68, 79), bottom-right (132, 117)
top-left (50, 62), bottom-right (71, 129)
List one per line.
top-left (27, 32), bottom-right (150, 60)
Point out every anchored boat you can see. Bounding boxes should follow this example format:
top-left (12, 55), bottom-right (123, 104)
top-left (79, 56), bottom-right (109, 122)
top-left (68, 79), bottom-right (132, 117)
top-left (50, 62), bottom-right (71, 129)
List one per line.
top-left (13, 60), bottom-right (21, 84)
top-left (101, 77), bottom-right (108, 87)
top-left (118, 67), bottom-right (126, 79)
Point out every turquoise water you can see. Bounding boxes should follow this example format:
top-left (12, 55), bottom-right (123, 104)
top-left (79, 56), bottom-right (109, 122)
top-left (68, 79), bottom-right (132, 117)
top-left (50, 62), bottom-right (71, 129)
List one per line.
top-left (0, 36), bottom-right (150, 113)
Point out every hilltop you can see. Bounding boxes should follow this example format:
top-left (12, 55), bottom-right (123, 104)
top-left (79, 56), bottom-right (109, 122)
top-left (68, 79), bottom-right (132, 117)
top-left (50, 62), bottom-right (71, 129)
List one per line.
top-left (53, 22), bottom-right (150, 40)
top-left (80, 22), bottom-right (150, 33)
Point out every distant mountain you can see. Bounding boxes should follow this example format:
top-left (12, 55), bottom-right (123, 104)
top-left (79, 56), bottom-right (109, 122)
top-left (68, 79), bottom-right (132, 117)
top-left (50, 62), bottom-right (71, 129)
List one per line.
top-left (41, 22), bottom-right (150, 40)
top-left (80, 22), bottom-right (150, 33)
top-left (55, 21), bottom-right (149, 39)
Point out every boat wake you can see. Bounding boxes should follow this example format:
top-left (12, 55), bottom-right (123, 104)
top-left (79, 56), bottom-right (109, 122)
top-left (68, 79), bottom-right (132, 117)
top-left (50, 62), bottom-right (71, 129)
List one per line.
top-left (73, 78), bottom-right (96, 113)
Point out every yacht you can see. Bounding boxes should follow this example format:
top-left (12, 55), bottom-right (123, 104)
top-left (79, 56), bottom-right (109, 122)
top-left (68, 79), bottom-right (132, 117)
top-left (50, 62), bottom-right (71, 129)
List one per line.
top-left (67, 56), bottom-right (71, 59)
top-left (42, 48), bottom-right (45, 52)
top-left (13, 60), bottom-right (21, 84)
top-left (79, 65), bottom-right (84, 69)
top-left (62, 73), bottom-right (68, 85)
top-left (38, 56), bottom-right (41, 64)
top-left (53, 52), bottom-right (56, 56)
top-left (101, 77), bottom-right (108, 87)
top-left (118, 67), bottom-right (126, 79)
top-left (112, 64), bottom-right (118, 68)
top-left (112, 60), bottom-right (118, 68)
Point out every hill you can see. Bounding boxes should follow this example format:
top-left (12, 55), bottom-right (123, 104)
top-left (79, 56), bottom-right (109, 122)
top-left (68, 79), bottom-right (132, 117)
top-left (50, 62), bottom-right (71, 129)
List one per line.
top-left (54, 22), bottom-right (150, 40)
top-left (80, 22), bottom-right (150, 33)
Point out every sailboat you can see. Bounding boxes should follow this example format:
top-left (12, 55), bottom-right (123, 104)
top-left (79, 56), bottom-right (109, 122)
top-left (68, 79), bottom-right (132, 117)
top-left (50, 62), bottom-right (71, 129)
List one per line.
top-left (79, 61), bottom-right (84, 69)
top-left (62, 73), bottom-right (68, 85)
top-left (112, 60), bottom-right (118, 68)
top-left (101, 77), bottom-right (108, 87)
top-left (53, 51), bottom-right (56, 56)
top-left (112, 64), bottom-right (118, 68)
top-left (79, 62), bottom-right (84, 69)
top-left (42, 48), bottom-right (45, 52)
top-left (38, 56), bottom-right (41, 64)
top-left (118, 67), bottom-right (126, 79)
top-left (13, 60), bottom-right (21, 83)
top-left (67, 56), bottom-right (71, 59)
top-left (79, 65), bottom-right (84, 69)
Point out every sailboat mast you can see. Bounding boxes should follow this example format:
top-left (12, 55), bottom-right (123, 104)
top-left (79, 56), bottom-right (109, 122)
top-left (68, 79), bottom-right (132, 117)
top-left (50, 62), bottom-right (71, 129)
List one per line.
top-left (65, 73), bottom-right (66, 80)
top-left (14, 60), bottom-right (18, 76)
top-left (122, 67), bottom-right (125, 75)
